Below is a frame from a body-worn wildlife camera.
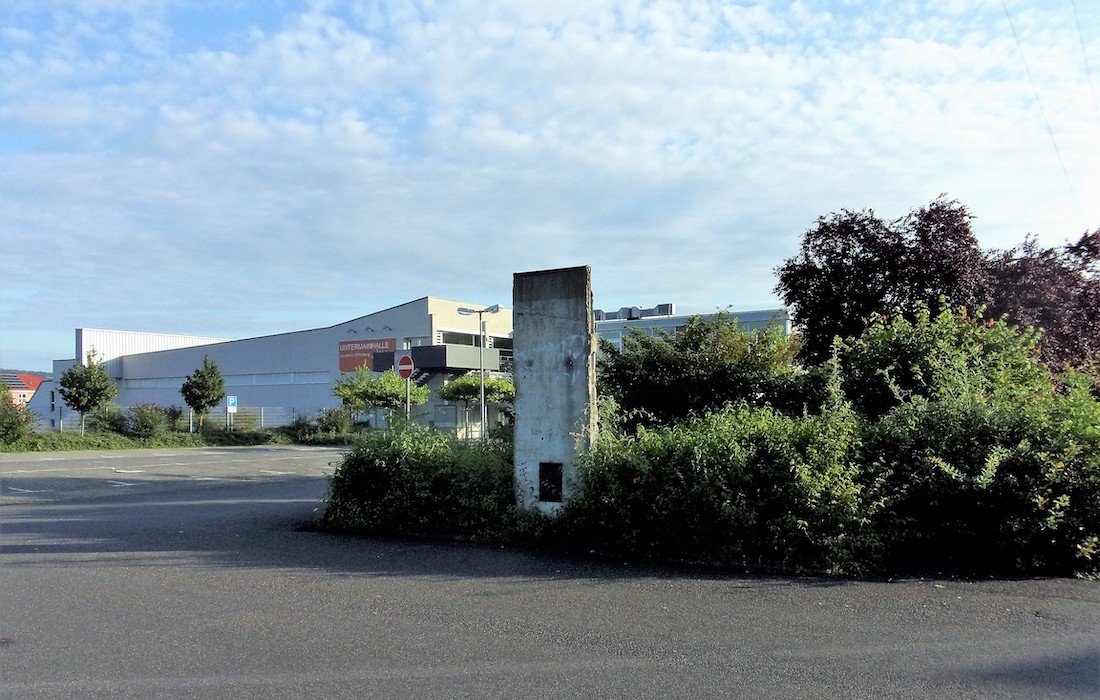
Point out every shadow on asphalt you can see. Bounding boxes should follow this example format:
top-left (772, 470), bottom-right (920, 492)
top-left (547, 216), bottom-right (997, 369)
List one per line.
top-left (0, 475), bottom-right (855, 587)
top-left (5, 476), bottom-right (1099, 698)
top-left (959, 649), bottom-right (1100, 695)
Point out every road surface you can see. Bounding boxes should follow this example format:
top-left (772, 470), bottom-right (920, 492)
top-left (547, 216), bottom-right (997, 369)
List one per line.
top-left (1, 446), bottom-right (1098, 699)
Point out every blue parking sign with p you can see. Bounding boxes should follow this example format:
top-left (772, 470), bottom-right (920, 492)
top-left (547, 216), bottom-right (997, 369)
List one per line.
top-left (227, 395), bottom-right (238, 414)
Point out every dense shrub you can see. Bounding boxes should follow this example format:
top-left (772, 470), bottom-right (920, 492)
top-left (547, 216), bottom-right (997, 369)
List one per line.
top-left (279, 409), bottom-right (358, 444)
top-left (0, 428), bottom-right (284, 452)
top-left (199, 430), bottom-right (288, 446)
top-left (598, 313), bottom-right (814, 429)
top-left (283, 414), bottom-right (317, 442)
top-left (89, 402), bottom-right (126, 433)
top-left (164, 405), bottom-right (184, 431)
top-left (841, 307), bottom-right (1050, 419)
top-left (560, 397), bottom-right (874, 574)
top-left (316, 407), bottom-right (353, 435)
top-left (861, 378), bottom-right (1100, 576)
top-left (841, 308), bottom-right (1100, 575)
top-left (323, 424), bottom-right (517, 540)
top-left (320, 305), bottom-right (1100, 577)
top-left (124, 403), bottom-right (170, 438)
top-left (0, 398), bottom-right (37, 444)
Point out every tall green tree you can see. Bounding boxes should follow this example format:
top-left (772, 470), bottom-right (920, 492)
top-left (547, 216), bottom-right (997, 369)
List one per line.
top-left (438, 372), bottom-right (516, 436)
top-left (333, 367), bottom-right (429, 424)
top-left (180, 355), bottom-right (225, 430)
top-left (59, 351), bottom-right (119, 435)
top-left (597, 311), bottom-right (807, 429)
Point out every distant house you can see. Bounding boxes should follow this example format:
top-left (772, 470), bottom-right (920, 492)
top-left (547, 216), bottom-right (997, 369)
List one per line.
top-left (1, 373), bottom-right (45, 406)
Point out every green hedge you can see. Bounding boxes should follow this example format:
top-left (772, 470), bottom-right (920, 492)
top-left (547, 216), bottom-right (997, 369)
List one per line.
top-left (321, 308), bottom-right (1100, 578)
top-left (322, 425), bottom-right (519, 541)
top-left (863, 381), bottom-right (1100, 575)
top-left (561, 403), bottom-right (872, 573)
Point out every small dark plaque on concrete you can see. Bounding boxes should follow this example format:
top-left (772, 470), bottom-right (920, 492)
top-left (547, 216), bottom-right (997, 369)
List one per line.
top-left (539, 462), bottom-right (564, 503)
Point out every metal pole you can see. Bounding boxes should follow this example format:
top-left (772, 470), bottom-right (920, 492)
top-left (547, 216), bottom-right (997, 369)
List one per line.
top-left (458, 304), bottom-right (499, 440)
top-left (479, 316), bottom-right (486, 438)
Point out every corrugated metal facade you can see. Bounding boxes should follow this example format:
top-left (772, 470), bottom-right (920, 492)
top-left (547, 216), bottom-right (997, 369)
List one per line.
top-left (75, 329), bottom-right (232, 378)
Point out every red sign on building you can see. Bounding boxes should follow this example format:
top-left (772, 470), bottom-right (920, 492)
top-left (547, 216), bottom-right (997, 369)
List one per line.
top-left (338, 338), bottom-right (396, 372)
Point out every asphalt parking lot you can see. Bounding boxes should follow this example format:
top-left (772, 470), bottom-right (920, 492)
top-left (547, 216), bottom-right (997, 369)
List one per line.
top-left (1, 446), bottom-right (1098, 699)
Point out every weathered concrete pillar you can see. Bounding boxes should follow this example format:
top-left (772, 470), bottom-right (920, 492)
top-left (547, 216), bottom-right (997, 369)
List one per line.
top-left (512, 266), bottom-right (598, 513)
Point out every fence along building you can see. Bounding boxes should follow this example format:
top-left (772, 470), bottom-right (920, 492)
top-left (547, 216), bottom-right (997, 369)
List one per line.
top-left (27, 297), bottom-right (514, 432)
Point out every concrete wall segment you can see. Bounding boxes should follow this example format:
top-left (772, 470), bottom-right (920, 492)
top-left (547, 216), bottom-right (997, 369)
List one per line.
top-left (512, 266), bottom-right (597, 512)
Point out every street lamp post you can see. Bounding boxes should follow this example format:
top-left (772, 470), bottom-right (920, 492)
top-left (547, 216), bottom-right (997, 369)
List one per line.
top-left (457, 304), bottom-right (500, 438)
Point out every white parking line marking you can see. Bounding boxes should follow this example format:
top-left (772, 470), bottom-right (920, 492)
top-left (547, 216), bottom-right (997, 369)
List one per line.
top-left (6, 486), bottom-right (51, 493)
top-left (107, 480), bottom-right (137, 487)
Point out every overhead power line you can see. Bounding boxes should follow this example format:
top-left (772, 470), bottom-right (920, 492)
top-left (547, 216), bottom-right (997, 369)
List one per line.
top-left (1071, 0), bottom-right (1100, 124)
top-left (1001, 0), bottom-right (1086, 228)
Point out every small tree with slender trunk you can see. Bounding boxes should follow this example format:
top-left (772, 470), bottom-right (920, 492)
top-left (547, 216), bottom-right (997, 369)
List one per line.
top-left (58, 351), bottom-right (118, 435)
top-left (181, 355), bottom-right (225, 431)
top-left (438, 372), bottom-right (515, 437)
top-left (333, 367), bottom-right (428, 427)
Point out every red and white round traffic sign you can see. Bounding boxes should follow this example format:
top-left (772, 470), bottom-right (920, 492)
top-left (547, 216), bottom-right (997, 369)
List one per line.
top-left (396, 354), bottom-right (415, 379)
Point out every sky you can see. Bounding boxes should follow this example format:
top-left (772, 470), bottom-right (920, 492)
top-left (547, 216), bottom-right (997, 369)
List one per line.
top-left (2, 0), bottom-right (1098, 371)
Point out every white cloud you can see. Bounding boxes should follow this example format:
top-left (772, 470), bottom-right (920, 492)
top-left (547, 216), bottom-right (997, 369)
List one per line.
top-left (1, 0), bottom-right (1098, 370)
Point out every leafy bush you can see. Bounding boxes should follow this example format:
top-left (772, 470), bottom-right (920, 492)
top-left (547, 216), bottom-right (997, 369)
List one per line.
top-left (199, 430), bottom-right (288, 446)
top-left (861, 378), bottom-right (1100, 576)
top-left (279, 409), bottom-right (359, 444)
top-left (323, 423), bottom-right (516, 540)
top-left (316, 407), bottom-right (353, 435)
top-left (0, 428), bottom-right (285, 452)
top-left (598, 312), bottom-right (813, 429)
top-left (89, 402), bottom-right (126, 433)
top-left (164, 405), bottom-right (184, 430)
top-left (0, 397), bottom-right (37, 444)
top-left (841, 307), bottom-right (1049, 419)
top-left (844, 307), bottom-right (1100, 575)
top-left (283, 414), bottom-right (317, 442)
top-left (124, 403), bottom-right (169, 438)
top-left (559, 399), bottom-right (874, 574)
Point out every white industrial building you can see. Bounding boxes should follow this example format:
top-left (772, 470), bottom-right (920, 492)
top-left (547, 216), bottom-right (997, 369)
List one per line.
top-left (26, 298), bottom-right (788, 434)
top-left (28, 297), bottom-right (514, 433)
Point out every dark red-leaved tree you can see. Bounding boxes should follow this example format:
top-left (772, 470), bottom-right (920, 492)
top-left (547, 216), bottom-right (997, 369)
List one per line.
top-left (901, 196), bottom-right (992, 313)
top-left (986, 230), bottom-right (1100, 367)
top-left (775, 197), bottom-right (991, 363)
top-left (774, 208), bottom-right (906, 363)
